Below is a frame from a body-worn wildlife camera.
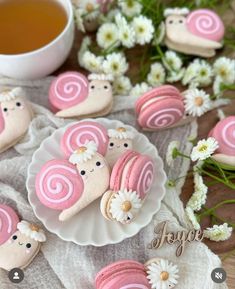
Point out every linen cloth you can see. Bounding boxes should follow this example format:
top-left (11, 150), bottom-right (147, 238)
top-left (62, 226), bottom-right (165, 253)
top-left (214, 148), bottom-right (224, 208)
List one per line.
top-left (0, 77), bottom-right (228, 289)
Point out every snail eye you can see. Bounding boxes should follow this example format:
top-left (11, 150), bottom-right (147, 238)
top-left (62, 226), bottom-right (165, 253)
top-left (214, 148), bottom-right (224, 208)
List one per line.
top-left (12, 235), bottom-right (17, 240)
top-left (91, 85), bottom-right (95, 89)
top-left (26, 243), bottom-right (31, 249)
top-left (104, 85), bottom-right (109, 90)
top-left (124, 143), bottom-right (128, 148)
top-left (80, 170), bottom-right (86, 176)
top-left (96, 161), bottom-right (101, 167)
top-left (169, 20), bottom-right (174, 24)
top-left (179, 20), bottom-right (183, 24)
top-left (16, 102), bottom-right (21, 107)
top-left (109, 142), bottom-right (114, 147)
top-left (3, 108), bottom-right (8, 112)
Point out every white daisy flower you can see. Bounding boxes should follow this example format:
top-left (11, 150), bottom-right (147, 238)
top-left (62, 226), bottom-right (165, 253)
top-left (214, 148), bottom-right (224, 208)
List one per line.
top-left (17, 221), bottom-right (46, 242)
top-left (213, 57), bottom-right (235, 85)
top-left (166, 141), bottom-right (180, 167)
top-left (204, 223), bottom-right (233, 242)
top-left (182, 60), bottom-right (200, 86)
top-left (130, 82), bottom-right (152, 97)
top-left (185, 207), bottom-right (201, 230)
top-left (153, 21), bottom-right (165, 45)
top-left (78, 36), bottom-right (91, 67)
top-left (74, 9), bottom-right (86, 32)
top-left (187, 173), bottom-right (207, 211)
top-left (147, 63), bottom-right (166, 86)
top-left (106, 8), bottom-right (121, 22)
top-left (69, 141), bottom-right (98, 164)
top-left (147, 259), bottom-right (179, 289)
top-left (117, 0), bottom-right (142, 18)
top-left (97, 23), bottom-right (119, 49)
top-left (131, 15), bottom-right (154, 45)
top-left (110, 189), bottom-right (142, 224)
top-left (167, 68), bottom-right (185, 83)
top-left (184, 88), bottom-right (212, 117)
top-left (82, 51), bottom-right (104, 73)
top-left (191, 137), bottom-right (219, 162)
top-left (103, 53), bottom-right (129, 77)
top-left (76, 0), bottom-right (100, 20)
top-left (113, 76), bottom-right (132, 95)
top-left (196, 60), bottom-right (213, 87)
top-left (163, 50), bottom-right (183, 71)
top-left (115, 14), bottom-right (136, 48)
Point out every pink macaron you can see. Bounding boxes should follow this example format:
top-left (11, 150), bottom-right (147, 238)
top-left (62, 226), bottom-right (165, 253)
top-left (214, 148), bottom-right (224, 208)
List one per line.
top-left (135, 85), bottom-right (185, 130)
top-left (49, 71), bottom-right (89, 112)
top-left (95, 260), bottom-right (151, 289)
top-left (0, 204), bottom-right (19, 245)
top-left (110, 150), bottom-right (154, 199)
top-left (61, 121), bottom-right (109, 158)
top-left (209, 116), bottom-right (235, 156)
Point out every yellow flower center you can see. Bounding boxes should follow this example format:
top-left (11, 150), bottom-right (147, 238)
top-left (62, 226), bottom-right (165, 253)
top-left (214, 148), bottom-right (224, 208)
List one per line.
top-left (219, 68), bottom-right (227, 77)
top-left (76, 147), bottom-right (87, 154)
top-left (194, 96), bottom-right (204, 107)
top-left (86, 3), bottom-right (94, 12)
top-left (122, 201), bottom-right (132, 212)
top-left (117, 127), bottom-right (126, 132)
top-left (198, 144), bottom-right (208, 152)
top-left (160, 271), bottom-right (169, 281)
top-left (30, 224), bottom-right (40, 232)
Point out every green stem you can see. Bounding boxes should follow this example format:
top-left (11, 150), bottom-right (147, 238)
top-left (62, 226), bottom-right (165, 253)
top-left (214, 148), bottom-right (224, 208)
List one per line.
top-left (211, 212), bottom-right (235, 229)
top-left (199, 200), bottom-right (235, 218)
top-left (222, 248), bottom-right (235, 261)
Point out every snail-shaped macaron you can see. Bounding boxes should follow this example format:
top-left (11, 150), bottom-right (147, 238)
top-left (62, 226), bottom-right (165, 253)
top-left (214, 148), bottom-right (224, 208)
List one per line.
top-left (36, 138), bottom-right (110, 222)
top-left (209, 116), bottom-right (235, 168)
top-left (135, 85), bottom-right (186, 131)
top-left (164, 8), bottom-right (224, 57)
top-left (105, 127), bottom-right (134, 168)
top-left (100, 150), bottom-right (154, 224)
top-left (0, 204), bottom-right (46, 271)
top-left (0, 87), bottom-right (34, 153)
top-left (49, 72), bottom-right (113, 119)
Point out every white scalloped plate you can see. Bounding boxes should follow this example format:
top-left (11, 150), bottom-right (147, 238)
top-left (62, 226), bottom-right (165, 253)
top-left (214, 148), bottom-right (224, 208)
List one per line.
top-left (27, 118), bottom-right (166, 246)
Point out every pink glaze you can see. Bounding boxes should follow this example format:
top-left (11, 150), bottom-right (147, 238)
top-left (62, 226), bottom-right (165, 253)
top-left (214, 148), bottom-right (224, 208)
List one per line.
top-left (61, 121), bottom-right (109, 158)
top-left (35, 159), bottom-right (84, 210)
top-left (95, 260), bottom-right (150, 289)
top-left (187, 9), bottom-right (225, 42)
top-left (110, 150), bottom-right (154, 199)
top-left (49, 71), bottom-right (89, 111)
top-left (0, 204), bottom-right (19, 245)
top-left (209, 116), bottom-right (235, 156)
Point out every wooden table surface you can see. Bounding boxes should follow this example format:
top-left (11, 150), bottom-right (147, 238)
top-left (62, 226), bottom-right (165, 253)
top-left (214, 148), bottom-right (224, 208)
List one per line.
top-left (57, 2), bottom-right (235, 287)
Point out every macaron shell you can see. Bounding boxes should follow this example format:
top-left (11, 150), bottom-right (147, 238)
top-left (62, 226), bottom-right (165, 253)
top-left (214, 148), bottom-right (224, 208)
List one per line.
top-left (138, 97), bottom-right (185, 130)
top-left (110, 150), bottom-right (138, 191)
top-left (187, 9), bottom-right (225, 42)
top-left (210, 116), bottom-right (235, 155)
top-left (127, 155), bottom-right (154, 199)
top-left (0, 204), bottom-right (19, 245)
top-left (95, 260), bottom-right (149, 289)
top-left (61, 121), bottom-right (109, 158)
top-left (135, 85), bottom-right (182, 114)
top-left (49, 71), bottom-right (89, 111)
top-left (100, 190), bottom-right (115, 220)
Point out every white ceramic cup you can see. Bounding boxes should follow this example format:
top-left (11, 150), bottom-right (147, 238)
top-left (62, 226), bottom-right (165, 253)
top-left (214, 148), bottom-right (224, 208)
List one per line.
top-left (0, 0), bottom-right (74, 80)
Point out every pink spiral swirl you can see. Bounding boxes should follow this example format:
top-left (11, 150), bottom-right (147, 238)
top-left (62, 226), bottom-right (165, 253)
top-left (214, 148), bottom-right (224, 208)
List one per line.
top-left (212, 116), bottom-right (235, 156)
top-left (49, 72), bottom-right (89, 111)
top-left (136, 161), bottom-right (154, 199)
top-left (187, 9), bottom-right (225, 41)
top-left (0, 204), bottom-right (19, 245)
top-left (61, 121), bottom-right (109, 158)
top-left (35, 160), bottom-right (84, 210)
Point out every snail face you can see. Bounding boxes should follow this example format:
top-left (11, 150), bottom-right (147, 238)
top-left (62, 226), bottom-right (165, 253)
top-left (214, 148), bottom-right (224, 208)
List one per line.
top-left (76, 152), bottom-right (109, 182)
top-left (89, 80), bottom-right (112, 97)
top-left (0, 231), bottom-right (40, 270)
top-left (166, 15), bottom-right (186, 29)
top-left (105, 138), bottom-right (133, 168)
top-left (1, 96), bottom-right (26, 117)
